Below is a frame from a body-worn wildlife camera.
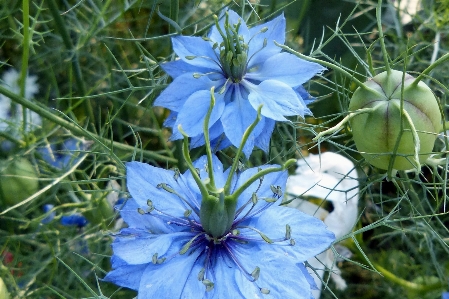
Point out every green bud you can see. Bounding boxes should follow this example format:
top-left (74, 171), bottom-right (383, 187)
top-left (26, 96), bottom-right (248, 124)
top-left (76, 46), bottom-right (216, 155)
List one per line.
top-left (0, 159), bottom-right (39, 206)
top-left (349, 70), bottom-right (442, 170)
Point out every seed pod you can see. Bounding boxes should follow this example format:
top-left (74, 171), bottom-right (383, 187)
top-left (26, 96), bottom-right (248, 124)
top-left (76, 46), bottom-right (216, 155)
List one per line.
top-left (349, 70), bottom-right (442, 170)
top-left (0, 159), bottom-right (39, 206)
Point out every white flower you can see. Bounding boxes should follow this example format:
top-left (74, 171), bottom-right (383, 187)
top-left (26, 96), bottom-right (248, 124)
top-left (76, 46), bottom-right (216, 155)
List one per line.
top-left (0, 68), bottom-right (42, 133)
top-left (286, 152), bottom-right (359, 298)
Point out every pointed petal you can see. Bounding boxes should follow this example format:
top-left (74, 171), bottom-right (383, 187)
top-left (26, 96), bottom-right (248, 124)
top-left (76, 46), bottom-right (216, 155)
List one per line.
top-left (254, 118), bottom-right (275, 152)
top-left (247, 13), bottom-right (286, 68)
top-left (126, 162), bottom-right (199, 217)
top-left (220, 85), bottom-right (265, 157)
top-left (245, 79), bottom-right (302, 121)
top-left (248, 206), bottom-right (335, 261)
top-left (161, 59), bottom-right (215, 79)
top-left (137, 249), bottom-right (202, 299)
top-left (103, 263), bottom-right (147, 291)
top-left (154, 73), bottom-right (219, 112)
top-left (172, 36), bottom-right (221, 70)
top-left (296, 85), bottom-right (316, 107)
top-left (174, 90), bottom-right (225, 137)
top-left (245, 53), bottom-right (325, 87)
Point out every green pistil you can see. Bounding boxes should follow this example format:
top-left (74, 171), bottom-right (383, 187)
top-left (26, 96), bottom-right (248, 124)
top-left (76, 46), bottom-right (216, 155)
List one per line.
top-left (214, 13), bottom-right (248, 83)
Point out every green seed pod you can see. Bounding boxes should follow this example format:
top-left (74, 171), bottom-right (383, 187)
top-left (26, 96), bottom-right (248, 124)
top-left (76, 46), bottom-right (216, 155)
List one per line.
top-left (0, 159), bottom-right (39, 206)
top-left (0, 277), bottom-right (10, 299)
top-left (349, 70), bottom-right (442, 170)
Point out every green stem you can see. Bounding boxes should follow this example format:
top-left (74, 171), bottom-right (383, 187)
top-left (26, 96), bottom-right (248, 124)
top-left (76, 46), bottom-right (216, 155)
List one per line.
top-left (170, 0), bottom-right (179, 33)
top-left (20, 0), bottom-right (30, 136)
top-left (204, 87), bottom-right (216, 189)
top-left (411, 52), bottom-right (449, 87)
top-left (313, 107), bottom-right (377, 141)
top-left (230, 159), bottom-right (296, 201)
top-left (46, 0), bottom-right (95, 124)
top-left (373, 262), bottom-right (445, 293)
top-left (377, 0), bottom-right (391, 74)
top-left (0, 85), bottom-right (177, 167)
top-left (223, 105), bottom-right (263, 195)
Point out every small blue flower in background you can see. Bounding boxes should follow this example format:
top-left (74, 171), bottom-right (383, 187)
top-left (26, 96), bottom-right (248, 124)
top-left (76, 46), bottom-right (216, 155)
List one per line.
top-left (41, 204), bottom-right (56, 224)
top-left (443, 292), bottom-right (449, 299)
top-left (154, 10), bottom-right (325, 157)
top-left (38, 138), bottom-right (89, 169)
top-left (60, 214), bottom-right (88, 228)
top-left (104, 155), bottom-right (334, 298)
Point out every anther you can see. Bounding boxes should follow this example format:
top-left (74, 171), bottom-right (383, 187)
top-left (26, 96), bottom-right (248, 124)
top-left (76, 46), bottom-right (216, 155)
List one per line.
top-left (251, 266), bottom-right (260, 281)
top-left (184, 209), bottom-right (192, 217)
top-left (137, 208), bottom-right (146, 215)
top-left (185, 56), bottom-right (196, 60)
top-left (260, 288), bottom-right (270, 295)
top-left (198, 268), bottom-right (205, 281)
top-left (290, 239), bottom-right (296, 246)
top-left (285, 224), bottom-right (291, 240)
top-left (251, 192), bottom-right (258, 205)
top-left (152, 253), bottom-right (158, 264)
top-left (202, 279), bottom-right (214, 291)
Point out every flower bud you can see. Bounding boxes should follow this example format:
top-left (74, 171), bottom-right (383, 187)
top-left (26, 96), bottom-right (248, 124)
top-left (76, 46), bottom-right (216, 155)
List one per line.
top-left (349, 70), bottom-right (442, 170)
top-left (0, 159), bottom-right (39, 206)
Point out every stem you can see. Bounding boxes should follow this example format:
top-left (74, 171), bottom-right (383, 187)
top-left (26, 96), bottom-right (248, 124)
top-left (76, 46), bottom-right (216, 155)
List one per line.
top-left (313, 107), bottom-right (377, 141)
top-left (20, 0), bottom-right (30, 136)
top-left (377, 0), bottom-right (391, 74)
top-left (204, 87), bottom-right (216, 189)
top-left (230, 159), bottom-right (296, 201)
top-left (373, 262), bottom-right (445, 293)
top-left (223, 105), bottom-right (263, 195)
top-left (411, 52), bottom-right (449, 87)
top-left (46, 0), bottom-right (95, 124)
top-left (0, 85), bottom-right (177, 167)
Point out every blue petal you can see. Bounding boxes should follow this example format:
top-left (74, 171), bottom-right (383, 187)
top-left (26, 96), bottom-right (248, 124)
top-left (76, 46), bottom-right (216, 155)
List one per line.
top-left (174, 90), bottom-right (225, 138)
top-left (244, 79), bottom-right (302, 121)
top-left (245, 52), bottom-right (325, 87)
top-left (232, 245), bottom-right (312, 298)
top-left (112, 230), bottom-right (193, 265)
top-left (220, 85), bottom-right (265, 157)
top-left (60, 214), bottom-right (88, 227)
top-left (298, 262), bottom-right (319, 290)
top-left (118, 199), bottom-right (173, 234)
top-left (103, 263), bottom-right (147, 291)
top-left (247, 13), bottom-right (286, 68)
top-left (189, 120), bottom-right (231, 150)
top-left (254, 118), bottom-right (275, 152)
top-left (137, 249), bottom-right (202, 299)
top-left (208, 10), bottom-right (250, 45)
top-left (296, 85), bottom-right (315, 106)
top-left (161, 59), bottom-right (215, 79)
top-left (249, 206), bottom-right (335, 261)
top-left (154, 73), bottom-right (218, 112)
top-left (126, 162), bottom-right (200, 217)
top-left (172, 36), bottom-right (221, 70)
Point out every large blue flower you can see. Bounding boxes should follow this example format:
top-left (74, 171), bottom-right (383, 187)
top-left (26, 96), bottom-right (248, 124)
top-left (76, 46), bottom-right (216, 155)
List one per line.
top-left (154, 10), bottom-right (325, 157)
top-left (104, 155), bottom-right (335, 298)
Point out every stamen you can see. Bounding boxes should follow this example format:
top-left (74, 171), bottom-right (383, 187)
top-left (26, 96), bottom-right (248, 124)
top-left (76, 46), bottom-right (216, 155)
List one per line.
top-left (180, 232), bottom-right (205, 255)
top-left (251, 266), bottom-right (260, 281)
top-left (237, 226), bottom-right (273, 244)
top-left (260, 288), bottom-right (270, 295)
top-left (202, 279), bottom-right (214, 291)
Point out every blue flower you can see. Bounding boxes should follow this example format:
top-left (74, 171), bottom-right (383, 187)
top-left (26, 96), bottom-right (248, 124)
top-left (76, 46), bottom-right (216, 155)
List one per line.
top-left (154, 10), bottom-right (325, 157)
top-left (60, 214), bottom-right (88, 228)
top-left (38, 138), bottom-right (89, 169)
top-left (104, 155), bottom-right (334, 298)
top-left (443, 292), bottom-right (449, 299)
top-left (41, 204), bottom-right (56, 224)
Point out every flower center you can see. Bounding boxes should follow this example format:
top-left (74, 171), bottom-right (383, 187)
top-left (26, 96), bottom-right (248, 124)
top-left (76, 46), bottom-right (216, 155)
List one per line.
top-left (214, 13), bottom-right (248, 83)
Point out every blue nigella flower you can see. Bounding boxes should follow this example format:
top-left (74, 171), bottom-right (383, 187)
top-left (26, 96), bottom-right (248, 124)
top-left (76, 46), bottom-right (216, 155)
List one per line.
top-left (154, 10), bottom-right (325, 157)
top-left (41, 204), bottom-right (56, 224)
top-left (60, 214), bottom-right (88, 228)
top-left (443, 292), bottom-right (449, 299)
top-left (38, 138), bottom-right (88, 170)
top-left (104, 155), bottom-right (334, 298)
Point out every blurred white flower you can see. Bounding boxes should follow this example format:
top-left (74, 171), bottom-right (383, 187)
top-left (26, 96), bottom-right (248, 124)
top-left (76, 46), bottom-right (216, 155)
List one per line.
top-left (0, 68), bottom-right (42, 133)
top-left (286, 152), bottom-right (359, 298)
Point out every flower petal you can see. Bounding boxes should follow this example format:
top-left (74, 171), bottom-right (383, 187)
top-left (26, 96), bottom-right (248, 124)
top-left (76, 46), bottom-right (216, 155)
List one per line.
top-left (154, 73), bottom-right (218, 112)
top-left (247, 13), bottom-right (286, 68)
top-left (161, 59), bottom-right (215, 79)
top-left (126, 162), bottom-right (200, 216)
top-left (103, 262), bottom-right (147, 291)
top-left (220, 85), bottom-right (265, 157)
top-left (174, 90), bottom-right (225, 138)
top-left (246, 52), bottom-right (325, 87)
top-left (137, 249), bottom-right (202, 299)
top-left (244, 79), bottom-right (302, 121)
top-left (172, 36), bottom-right (221, 70)
top-left (254, 118), bottom-right (275, 152)
top-left (112, 229), bottom-right (193, 265)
